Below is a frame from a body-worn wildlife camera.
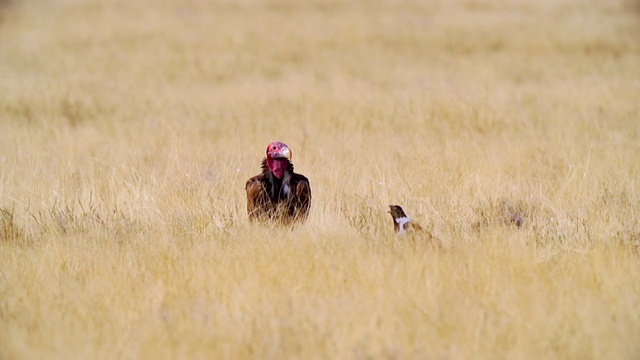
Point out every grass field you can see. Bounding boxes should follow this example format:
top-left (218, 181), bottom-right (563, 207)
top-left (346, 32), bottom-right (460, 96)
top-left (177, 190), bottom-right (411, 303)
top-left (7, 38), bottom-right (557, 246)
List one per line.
top-left (1, 0), bottom-right (640, 358)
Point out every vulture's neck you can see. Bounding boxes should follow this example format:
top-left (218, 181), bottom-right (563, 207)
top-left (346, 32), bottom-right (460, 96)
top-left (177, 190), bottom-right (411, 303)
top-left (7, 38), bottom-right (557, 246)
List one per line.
top-left (261, 158), bottom-right (295, 201)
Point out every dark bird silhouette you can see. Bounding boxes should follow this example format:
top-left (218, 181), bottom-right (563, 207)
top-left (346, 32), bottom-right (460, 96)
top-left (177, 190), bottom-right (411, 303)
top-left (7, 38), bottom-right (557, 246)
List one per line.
top-left (245, 142), bottom-right (311, 225)
top-left (388, 205), bottom-right (424, 234)
top-left (388, 205), bottom-right (440, 247)
top-left (472, 199), bottom-right (526, 230)
top-left (499, 200), bottom-right (525, 228)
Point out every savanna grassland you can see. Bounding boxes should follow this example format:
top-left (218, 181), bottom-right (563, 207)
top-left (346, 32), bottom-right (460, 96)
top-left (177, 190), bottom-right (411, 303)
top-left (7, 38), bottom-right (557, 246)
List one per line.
top-left (1, 0), bottom-right (640, 358)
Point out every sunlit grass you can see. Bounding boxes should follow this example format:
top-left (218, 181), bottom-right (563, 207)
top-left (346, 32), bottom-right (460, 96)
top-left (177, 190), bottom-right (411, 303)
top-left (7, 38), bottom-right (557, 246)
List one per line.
top-left (1, 0), bottom-right (640, 358)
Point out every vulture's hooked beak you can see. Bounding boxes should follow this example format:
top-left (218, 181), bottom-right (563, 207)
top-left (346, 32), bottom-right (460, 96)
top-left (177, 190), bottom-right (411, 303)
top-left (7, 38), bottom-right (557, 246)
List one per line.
top-left (266, 144), bottom-right (292, 180)
top-left (272, 146), bottom-right (292, 160)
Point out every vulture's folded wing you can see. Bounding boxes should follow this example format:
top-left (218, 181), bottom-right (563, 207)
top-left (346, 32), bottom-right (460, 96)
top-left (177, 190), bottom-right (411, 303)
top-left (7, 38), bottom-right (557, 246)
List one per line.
top-left (246, 176), bottom-right (268, 221)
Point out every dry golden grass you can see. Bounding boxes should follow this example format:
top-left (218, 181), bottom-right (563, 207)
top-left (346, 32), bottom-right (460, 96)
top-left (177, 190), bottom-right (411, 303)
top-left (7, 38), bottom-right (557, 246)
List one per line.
top-left (1, 0), bottom-right (640, 358)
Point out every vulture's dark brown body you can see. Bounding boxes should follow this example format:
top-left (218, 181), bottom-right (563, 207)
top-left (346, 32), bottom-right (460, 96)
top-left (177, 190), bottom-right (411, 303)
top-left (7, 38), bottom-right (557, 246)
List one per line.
top-left (246, 159), bottom-right (311, 225)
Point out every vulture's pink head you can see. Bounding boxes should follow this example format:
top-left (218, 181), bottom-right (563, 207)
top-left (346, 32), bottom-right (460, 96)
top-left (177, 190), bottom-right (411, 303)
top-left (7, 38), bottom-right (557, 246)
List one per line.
top-left (266, 141), bottom-right (292, 179)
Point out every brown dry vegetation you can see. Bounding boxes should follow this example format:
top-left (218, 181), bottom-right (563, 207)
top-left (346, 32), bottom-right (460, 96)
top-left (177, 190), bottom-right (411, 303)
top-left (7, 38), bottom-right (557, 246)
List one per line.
top-left (1, 0), bottom-right (640, 359)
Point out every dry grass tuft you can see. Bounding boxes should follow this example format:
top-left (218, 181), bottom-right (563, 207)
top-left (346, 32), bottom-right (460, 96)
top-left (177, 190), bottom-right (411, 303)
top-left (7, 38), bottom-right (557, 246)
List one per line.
top-left (0, 206), bottom-right (24, 245)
